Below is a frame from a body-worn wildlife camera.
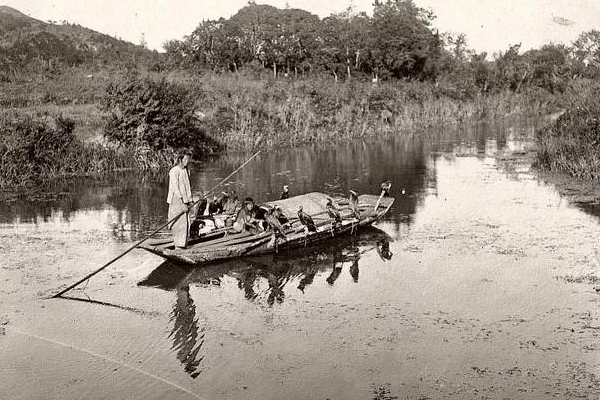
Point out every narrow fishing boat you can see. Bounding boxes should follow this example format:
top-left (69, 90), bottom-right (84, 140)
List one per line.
top-left (140, 226), bottom-right (394, 292)
top-left (140, 191), bottom-right (395, 265)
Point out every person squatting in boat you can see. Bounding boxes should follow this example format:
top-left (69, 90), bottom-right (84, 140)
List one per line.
top-left (232, 197), bottom-right (262, 233)
top-left (207, 195), bottom-right (222, 215)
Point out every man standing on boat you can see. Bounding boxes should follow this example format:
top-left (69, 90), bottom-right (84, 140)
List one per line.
top-left (167, 150), bottom-right (193, 249)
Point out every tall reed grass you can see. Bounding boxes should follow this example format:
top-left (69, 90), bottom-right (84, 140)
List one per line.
top-left (179, 73), bottom-right (559, 151)
top-left (536, 80), bottom-right (600, 180)
top-left (0, 114), bottom-right (174, 188)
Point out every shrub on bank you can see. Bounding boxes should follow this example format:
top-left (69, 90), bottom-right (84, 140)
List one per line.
top-left (536, 81), bottom-right (600, 179)
top-left (101, 74), bottom-right (221, 155)
top-left (0, 115), bottom-right (78, 186)
top-left (0, 114), bottom-right (173, 187)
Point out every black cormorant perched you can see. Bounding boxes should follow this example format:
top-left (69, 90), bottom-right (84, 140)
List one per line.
top-left (349, 190), bottom-right (360, 220)
top-left (265, 208), bottom-right (287, 237)
top-left (297, 206), bottom-right (317, 232)
top-left (380, 181), bottom-right (392, 197)
top-left (326, 198), bottom-right (342, 226)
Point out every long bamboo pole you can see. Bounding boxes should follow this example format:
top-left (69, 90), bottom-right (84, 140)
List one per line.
top-left (51, 151), bottom-right (261, 298)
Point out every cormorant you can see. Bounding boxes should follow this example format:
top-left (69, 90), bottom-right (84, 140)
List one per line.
top-left (326, 198), bottom-right (342, 226)
top-left (280, 185), bottom-right (290, 200)
top-left (380, 181), bottom-right (392, 197)
top-left (349, 190), bottom-right (360, 220)
top-left (297, 206), bottom-right (317, 233)
top-left (274, 205), bottom-right (289, 225)
top-left (265, 208), bottom-right (287, 237)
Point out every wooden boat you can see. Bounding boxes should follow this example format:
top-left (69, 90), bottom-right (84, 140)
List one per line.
top-left (139, 226), bottom-right (393, 291)
top-left (140, 191), bottom-right (394, 265)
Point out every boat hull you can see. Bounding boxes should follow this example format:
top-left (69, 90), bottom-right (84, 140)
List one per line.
top-left (140, 193), bottom-right (394, 265)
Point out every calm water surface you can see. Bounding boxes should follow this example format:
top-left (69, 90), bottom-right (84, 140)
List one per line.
top-left (3, 115), bottom-right (600, 400)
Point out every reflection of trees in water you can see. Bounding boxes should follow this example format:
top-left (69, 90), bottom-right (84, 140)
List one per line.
top-left (0, 173), bottom-right (166, 230)
top-left (3, 137), bottom-right (431, 233)
top-left (572, 201), bottom-right (600, 220)
top-left (208, 137), bottom-right (431, 232)
top-left (104, 138), bottom-right (432, 234)
top-left (104, 177), bottom-right (166, 234)
top-left (169, 284), bottom-right (205, 379)
top-left (3, 116), bottom-right (554, 232)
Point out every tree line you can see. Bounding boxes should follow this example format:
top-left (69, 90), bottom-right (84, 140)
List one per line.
top-left (163, 0), bottom-right (600, 98)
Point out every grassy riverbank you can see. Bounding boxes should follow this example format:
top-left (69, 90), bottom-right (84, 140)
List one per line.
top-left (536, 80), bottom-right (600, 180)
top-left (0, 70), bottom-right (565, 187)
top-left (188, 73), bottom-right (557, 150)
top-left (0, 113), bottom-right (174, 188)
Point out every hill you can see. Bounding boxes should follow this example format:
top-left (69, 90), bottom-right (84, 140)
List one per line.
top-left (0, 6), bottom-right (160, 74)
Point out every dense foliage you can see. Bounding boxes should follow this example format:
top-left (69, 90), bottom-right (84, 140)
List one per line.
top-left (0, 115), bottom-right (77, 181)
top-left (0, 113), bottom-right (176, 187)
top-left (165, 1), bottom-right (442, 81)
top-left (3, 1), bottom-right (600, 185)
top-left (162, 1), bottom-right (599, 98)
top-left (101, 74), bottom-right (221, 155)
top-left (190, 73), bottom-right (555, 150)
top-left (536, 81), bottom-right (600, 179)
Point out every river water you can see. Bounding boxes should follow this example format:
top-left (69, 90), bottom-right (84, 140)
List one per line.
top-left (2, 115), bottom-right (600, 400)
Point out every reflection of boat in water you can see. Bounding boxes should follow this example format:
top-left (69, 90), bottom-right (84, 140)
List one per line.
top-left (138, 227), bottom-right (392, 378)
top-left (140, 192), bottom-right (394, 265)
top-left (139, 227), bottom-right (393, 299)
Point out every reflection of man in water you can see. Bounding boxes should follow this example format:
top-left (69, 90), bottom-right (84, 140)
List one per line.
top-left (170, 285), bottom-right (204, 379)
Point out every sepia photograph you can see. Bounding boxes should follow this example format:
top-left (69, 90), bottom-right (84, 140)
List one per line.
top-left (2, 1), bottom-right (600, 399)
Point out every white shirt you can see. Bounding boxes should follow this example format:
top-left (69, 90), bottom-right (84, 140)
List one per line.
top-left (166, 165), bottom-right (192, 204)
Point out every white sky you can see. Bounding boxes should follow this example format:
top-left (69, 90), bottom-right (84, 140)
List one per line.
top-left (4, 0), bottom-right (600, 55)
